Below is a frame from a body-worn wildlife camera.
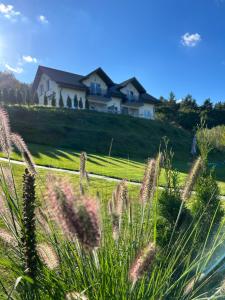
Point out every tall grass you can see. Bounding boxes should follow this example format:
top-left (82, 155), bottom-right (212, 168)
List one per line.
top-left (0, 112), bottom-right (224, 299)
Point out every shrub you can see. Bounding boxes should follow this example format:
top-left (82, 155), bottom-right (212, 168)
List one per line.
top-left (59, 92), bottom-right (64, 108)
top-left (67, 96), bottom-right (72, 108)
top-left (79, 97), bottom-right (83, 109)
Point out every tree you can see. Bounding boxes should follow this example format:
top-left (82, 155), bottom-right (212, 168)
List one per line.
top-left (25, 89), bottom-right (31, 106)
top-left (179, 94), bottom-right (198, 112)
top-left (2, 88), bottom-right (9, 104)
top-left (85, 98), bottom-right (89, 109)
top-left (73, 94), bottom-right (78, 108)
top-left (67, 96), bottom-right (72, 108)
top-left (33, 92), bottom-right (39, 105)
top-left (168, 91), bottom-right (176, 103)
top-left (201, 98), bottom-right (213, 112)
top-left (59, 92), bottom-right (64, 108)
top-left (8, 88), bottom-right (16, 104)
top-left (79, 97), bottom-right (83, 109)
top-left (51, 93), bottom-right (56, 107)
top-left (17, 90), bottom-right (23, 105)
top-left (44, 93), bottom-right (48, 106)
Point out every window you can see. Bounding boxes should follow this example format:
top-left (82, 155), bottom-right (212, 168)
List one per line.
top-left (90, 82), bottom-right (101, 95)
top-left (128, 90), bottom-right (135, 101)
top-left (144, 110), bottom-right (151, 118)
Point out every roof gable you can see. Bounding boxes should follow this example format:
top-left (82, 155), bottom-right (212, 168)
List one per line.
top-left (117, 77), bottom-right (146, 94)
top-left (32, 66), bottom-right (86, 92)
top-left (81, 67), bottom-right (114, 87)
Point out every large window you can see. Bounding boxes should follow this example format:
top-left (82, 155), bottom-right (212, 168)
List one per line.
top-left (90, 82), bottom-right (101, 95)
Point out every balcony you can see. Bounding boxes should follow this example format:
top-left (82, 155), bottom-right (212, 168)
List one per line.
top-left (88, 87), bottom-right (108, 97)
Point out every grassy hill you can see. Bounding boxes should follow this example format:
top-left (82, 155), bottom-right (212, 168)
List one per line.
top-left (6, 106), bottom-right (192, 161)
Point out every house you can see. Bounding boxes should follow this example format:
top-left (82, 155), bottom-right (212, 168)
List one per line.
top-left (32, 66), bottom-right (159, 119)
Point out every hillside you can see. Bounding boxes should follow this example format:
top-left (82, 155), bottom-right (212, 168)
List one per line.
top-left (6, 106), bottom-right (192, 161)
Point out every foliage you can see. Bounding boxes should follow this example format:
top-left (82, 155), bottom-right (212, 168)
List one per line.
top-left (73, 95), bottom-right (78, 108)
top-left (0, 132), bottom-right (224, 299)
top-left (157, 92), bottom-right (225, 130)
top-left (59, 92), bottom-right (64, 108)
top-left (85, 98), bottom-right (89, 110)
top-left (79, 98), bottom-right (83, 109)
top-left (66, 95), bottom-right (72, 108)
top-left (44, 94), bottom-right (48, 106)
top-left (51, 93), bottom-right (56, 107)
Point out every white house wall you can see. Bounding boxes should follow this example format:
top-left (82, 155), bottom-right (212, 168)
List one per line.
top-left (139, 104), bottom-right (155, 119)
top-left (82, 73), bottom-right (108, 92)
top-left (107, 97), bottom-right (121, 112)
top-left (61, 88), bottom-right (86, 108)
top-left (120, 82), bottom-right (140, 98)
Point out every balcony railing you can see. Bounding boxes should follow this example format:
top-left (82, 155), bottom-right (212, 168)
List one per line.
top-left (89, 88), bottom-right (108, 96)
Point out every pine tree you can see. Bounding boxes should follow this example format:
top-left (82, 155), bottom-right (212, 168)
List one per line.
top-left (25, 89), bottom-right (31, 106)
top-left (8, 88), bottom-right (16, 104)
top-left (67, 95), bottom-right (72, 108)
top-left (73, 94), bottom-right (78, 108)
top-left (79, 97), bottom-right (83, 109)
top-left (44, 93), bottom-right (48, 106)
top-left (59, 92), bottom-right (64, 108)
top-left (2, 88), bottom-right (9, 104)
top-left (51, 93), bottom-right (56, 107)
top-left (17, 90), bottom-right (23, 105)
top-left (33, 92), bottom-right (39, 105)
top-left (85, 98), bottom-right (89, 110)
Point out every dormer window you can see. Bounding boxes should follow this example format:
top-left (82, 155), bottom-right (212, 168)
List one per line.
top-left (90, 82), bottom-right (101, 95)
top-left (128, 90), bottom-right (135, 101)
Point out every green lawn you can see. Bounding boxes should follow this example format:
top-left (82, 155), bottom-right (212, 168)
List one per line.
top-left (1, 142), bottom-right (225, 195)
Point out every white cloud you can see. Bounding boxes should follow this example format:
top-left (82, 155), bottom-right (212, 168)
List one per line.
top-left (181, 32), bottom-right (201, 47)
top-left (22, 55), bottom-right (37, 63)
top-left (5, 64), bottom-right (23, 73)
top-left (0, 3), bottom-right (21, 21)
top-left (38, 15), bottom-right (48, 24)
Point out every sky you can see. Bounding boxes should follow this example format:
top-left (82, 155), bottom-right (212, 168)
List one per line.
top-left (0, 0), bottom-right (225, 104)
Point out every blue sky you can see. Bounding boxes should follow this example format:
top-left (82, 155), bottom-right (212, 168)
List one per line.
top-left (0, 0), bottom-right (225, 103)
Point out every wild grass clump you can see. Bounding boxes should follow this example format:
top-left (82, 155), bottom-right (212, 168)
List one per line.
top-left (0, 111), bottom-right (224, 299)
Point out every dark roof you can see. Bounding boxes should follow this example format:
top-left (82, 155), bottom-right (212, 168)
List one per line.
top-left (81, 67), bottom-right (114, 87)
top-left (116, 77), bottom-right (146, 94)
top-left (32, 66), bottom-right (86, 92)
top-left (140, 93), bottom-right (159, 105)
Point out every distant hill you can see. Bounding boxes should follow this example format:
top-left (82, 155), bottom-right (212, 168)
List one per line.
top-left (6, 106), bottom-right (192, 161)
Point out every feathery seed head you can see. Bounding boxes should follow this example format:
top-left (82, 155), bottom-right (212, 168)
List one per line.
top-left (45, 177), bottom-right (101, 249)
top-left (129, 242), bottom-right (156, 285)
top-left (11, 133), bottom-right (36, 175)
top-left (181, 157), bottom-right (203, 202)
top-left (66, 292), bottom-right (88, 300)
top-left (76, 196), bottom-right (101, 249)
top-left (0, 108), bottom-right (11, 154)
top-left (0, 228), bottom-right (17, 247)
top-left (139, 159), bottom-right (156, 203)
top-left (37, 243), bottom-right (59, 270)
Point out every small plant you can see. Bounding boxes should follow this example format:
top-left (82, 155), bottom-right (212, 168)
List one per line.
top-left (67, 95), bottom-right (72, 108)
top-left (59, 91), bottom-right (64, 108)
top-left (44, 93), bottom-right (48, 106)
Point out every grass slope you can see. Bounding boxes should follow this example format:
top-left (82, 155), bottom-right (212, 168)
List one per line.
top-left (6, 106), bottom-right (192, 161)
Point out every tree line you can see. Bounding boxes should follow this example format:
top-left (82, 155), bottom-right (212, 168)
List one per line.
top-left (157, 92), bottom-right (225, 130)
